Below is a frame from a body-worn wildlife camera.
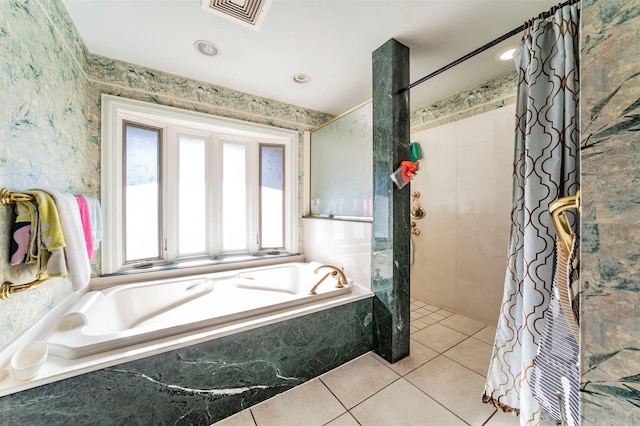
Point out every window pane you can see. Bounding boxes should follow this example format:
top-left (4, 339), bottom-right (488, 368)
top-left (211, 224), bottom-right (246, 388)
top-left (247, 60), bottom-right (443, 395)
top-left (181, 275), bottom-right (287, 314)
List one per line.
top-left (222, 143), bottom-right (247, 251)
top-left (124, 124), bottom-right (161, 262)
top-left (179, 137), bottom-right (206, 255)
top-left (260, 145), bottom-right (284, 249)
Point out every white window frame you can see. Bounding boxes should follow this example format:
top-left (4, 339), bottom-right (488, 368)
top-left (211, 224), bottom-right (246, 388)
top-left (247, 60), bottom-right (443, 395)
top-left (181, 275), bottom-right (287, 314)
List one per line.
top-left (101, 95), bottom-right (298, 274)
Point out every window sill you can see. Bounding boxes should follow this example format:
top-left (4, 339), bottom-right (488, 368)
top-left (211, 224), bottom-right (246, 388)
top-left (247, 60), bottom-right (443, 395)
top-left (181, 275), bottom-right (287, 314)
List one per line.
top-left (302, 215), bottom-right (372, 223)
top-left (92, 253), bottom-right (304, 291)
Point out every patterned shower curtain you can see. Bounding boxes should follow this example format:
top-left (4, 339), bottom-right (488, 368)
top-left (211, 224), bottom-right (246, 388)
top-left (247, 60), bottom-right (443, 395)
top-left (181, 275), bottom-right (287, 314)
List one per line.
top-left (482, 4), bottom-right (580, 425)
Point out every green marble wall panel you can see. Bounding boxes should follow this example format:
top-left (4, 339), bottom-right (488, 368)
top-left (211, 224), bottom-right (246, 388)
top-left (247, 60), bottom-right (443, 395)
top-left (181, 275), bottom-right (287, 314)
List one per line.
top-left (371, 39), bottom-right (410, 363)
top-left (0, 298), bottom-right (373, 425)
top-left (579, 0), bottom-right (640, 422)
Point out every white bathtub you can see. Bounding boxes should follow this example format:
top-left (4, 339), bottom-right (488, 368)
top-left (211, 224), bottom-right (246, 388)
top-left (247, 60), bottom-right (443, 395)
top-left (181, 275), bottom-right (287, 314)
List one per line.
top-left (46, 262), bottom-right (352, 359)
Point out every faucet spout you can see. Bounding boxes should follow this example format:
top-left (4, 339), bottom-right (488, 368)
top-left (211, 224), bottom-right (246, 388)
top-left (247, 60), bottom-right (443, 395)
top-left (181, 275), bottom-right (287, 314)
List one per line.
top-left (310, 264), bottom-right (348, 295)
top-left (309, 271), bottom-right (336, 295)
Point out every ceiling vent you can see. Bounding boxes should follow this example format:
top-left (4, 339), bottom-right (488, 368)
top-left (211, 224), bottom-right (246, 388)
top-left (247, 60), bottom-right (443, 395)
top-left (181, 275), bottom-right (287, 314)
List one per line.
top-left (201, 0), bottom-right (273, 30)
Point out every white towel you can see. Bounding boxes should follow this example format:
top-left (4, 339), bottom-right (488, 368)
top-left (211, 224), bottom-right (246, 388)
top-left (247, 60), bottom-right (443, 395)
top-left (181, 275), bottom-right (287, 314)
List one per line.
top-left (84, 196), bottom-right (103, 249)
top-left (48, 191), bottom-right (92, 291)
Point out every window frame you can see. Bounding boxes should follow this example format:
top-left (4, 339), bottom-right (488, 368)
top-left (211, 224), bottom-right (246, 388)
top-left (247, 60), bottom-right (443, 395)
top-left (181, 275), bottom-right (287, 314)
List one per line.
top-left (101, 95), bottom-right (298, 275)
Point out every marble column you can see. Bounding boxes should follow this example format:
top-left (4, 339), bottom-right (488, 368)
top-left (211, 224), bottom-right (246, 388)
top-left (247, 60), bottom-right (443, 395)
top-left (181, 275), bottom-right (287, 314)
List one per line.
top-left (371, 38), bottom-right (411, 363)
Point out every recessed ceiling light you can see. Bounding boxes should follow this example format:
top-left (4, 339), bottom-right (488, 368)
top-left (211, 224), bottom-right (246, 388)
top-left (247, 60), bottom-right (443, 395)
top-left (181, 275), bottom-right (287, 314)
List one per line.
top-left (498, 48), bottom-right (517, 61)
top-left (292, 73), bottom-right (311, 84)
top-left (194, 40), bottom-right (219, 57)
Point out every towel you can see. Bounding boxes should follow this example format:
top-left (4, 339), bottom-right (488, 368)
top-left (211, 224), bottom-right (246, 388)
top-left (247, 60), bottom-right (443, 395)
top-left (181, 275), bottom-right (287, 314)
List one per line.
top-left (47, 191), bottom-right (92, 291)
top-left (531, 236), bottom-right (580, 425)
top-left (74, 195), bottom-right (94, 260)
top-left (9, 200), bottom-right (37, 265)
top-left (556, 236), bottom-right (580, 340)
top-left (84, 196), bottom-right (103, 249)
top-left (410, 141), bottom-right (422, 163)
top-left (26, 190), bottom-right (67, 278)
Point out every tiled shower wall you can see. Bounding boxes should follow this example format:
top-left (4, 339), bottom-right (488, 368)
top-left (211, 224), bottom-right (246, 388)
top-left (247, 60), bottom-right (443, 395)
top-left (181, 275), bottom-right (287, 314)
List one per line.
top-left (409, 105), bottom-right (515, 326)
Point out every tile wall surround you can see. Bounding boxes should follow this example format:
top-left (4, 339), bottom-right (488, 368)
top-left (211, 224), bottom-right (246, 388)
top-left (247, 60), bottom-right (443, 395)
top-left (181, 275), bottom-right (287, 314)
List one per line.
top-left (0, 0), bottom-right (332, 352)
top-left (409, 105), bottom-right (514, 326)
top-left (303, 218), bottom-right (372, 290)
top-left (579, 0), bottom-right (640, 422)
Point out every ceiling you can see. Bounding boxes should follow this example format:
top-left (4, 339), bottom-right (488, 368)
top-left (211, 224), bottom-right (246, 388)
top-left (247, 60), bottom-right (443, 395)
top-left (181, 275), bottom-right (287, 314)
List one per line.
top-left (62, 0), bottom-right (560, 116)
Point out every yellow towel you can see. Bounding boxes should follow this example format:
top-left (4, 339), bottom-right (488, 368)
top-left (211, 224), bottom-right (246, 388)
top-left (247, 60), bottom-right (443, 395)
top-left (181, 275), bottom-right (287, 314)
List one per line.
top-left (26, 190), bottom-right (67, 279)
top-left (27, 190), bottom-right (65, 250)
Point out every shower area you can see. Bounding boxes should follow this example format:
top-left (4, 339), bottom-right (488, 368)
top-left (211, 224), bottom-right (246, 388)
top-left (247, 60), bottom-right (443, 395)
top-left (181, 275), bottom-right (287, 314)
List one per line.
top-left (404, 0), bottom-right (581, 424)
top-left (409, 103), bottom-right (515, 326)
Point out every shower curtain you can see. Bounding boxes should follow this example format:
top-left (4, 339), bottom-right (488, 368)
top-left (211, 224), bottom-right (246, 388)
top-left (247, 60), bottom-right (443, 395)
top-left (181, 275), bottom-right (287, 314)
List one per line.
top-left (482, 4), bottom-right (580, 425)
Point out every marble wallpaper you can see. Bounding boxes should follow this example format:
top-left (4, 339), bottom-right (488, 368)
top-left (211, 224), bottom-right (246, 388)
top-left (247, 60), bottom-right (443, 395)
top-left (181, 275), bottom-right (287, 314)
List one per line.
top-left (0, 0), bottom-right (333, 353)
top-left (579, 0), bottom-right (640, 422)
top-left (0, 0), bottom-right (94, 350)
top-left (410, 71), bottom-right (518, 133)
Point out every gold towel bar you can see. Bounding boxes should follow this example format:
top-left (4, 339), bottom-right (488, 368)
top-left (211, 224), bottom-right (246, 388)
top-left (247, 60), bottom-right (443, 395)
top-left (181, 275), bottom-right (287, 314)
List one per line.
top-left (0, 188), bottom-right (35, 205)
top-left (549, 190), bottom-right (581, 255)
top-left (1, 188), bottom-right (50, 299)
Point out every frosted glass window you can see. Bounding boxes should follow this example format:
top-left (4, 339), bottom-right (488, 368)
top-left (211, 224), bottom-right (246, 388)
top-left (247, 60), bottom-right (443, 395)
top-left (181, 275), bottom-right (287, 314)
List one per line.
top-left (102, 95), bottom-right (297, 274)
top-left (222, 143), bottom-right (247, 251)
top-left (260, 145), bottom-right (284, 249)
top-left (123, 123), bottom-right (161, 262)
top-left (179, 136), bottom-right (206, 255)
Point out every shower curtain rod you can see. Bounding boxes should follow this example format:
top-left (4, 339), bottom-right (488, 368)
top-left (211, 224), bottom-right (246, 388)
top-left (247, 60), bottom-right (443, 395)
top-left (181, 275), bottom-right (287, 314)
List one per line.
top-left (398, 0), bottom-right (580, 95)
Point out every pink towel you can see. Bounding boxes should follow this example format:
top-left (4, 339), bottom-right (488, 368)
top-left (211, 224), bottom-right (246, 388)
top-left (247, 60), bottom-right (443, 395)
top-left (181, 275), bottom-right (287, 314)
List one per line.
top-left (74, 195), bottom-right (94, 260)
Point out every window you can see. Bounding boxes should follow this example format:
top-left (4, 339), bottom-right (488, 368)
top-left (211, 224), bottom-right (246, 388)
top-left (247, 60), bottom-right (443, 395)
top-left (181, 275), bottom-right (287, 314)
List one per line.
top-left (102, 95), bottom-right (298, 274)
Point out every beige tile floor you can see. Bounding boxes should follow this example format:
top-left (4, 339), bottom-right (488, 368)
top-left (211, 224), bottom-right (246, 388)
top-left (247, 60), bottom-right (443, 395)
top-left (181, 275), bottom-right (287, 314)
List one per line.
top-left (214, 299), bottom-right (554, 426)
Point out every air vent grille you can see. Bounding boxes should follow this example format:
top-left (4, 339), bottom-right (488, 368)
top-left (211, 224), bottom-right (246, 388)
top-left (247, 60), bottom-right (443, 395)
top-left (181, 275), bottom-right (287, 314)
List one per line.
top-left (201, 0), bottom-right (273, 29)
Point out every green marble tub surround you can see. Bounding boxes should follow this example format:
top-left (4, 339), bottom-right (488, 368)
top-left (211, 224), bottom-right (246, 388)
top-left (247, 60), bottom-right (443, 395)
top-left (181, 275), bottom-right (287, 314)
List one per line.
top-left (0, 298), bottom-right (373, 425)
top-left (371, 38), bottom-right (411, 363)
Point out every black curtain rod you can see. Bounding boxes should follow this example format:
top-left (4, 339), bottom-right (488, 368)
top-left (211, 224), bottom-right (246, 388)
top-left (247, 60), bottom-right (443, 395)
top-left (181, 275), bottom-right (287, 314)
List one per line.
top-left (398, 0), bottom-right (580, 95)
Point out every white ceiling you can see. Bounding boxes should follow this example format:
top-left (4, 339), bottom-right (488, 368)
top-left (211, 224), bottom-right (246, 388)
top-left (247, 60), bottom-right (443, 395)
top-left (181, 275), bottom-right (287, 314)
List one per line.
top-left (63, 0), bottom-right (559, 116)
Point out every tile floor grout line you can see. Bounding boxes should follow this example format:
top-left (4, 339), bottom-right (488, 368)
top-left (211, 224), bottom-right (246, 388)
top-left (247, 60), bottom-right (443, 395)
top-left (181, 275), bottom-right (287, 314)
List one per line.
top-left (317, 375), bottom-right (352, 415)
top-left (441, 351), bottom-right (490, 378)
top-left (402, 369), bottom-right (474, 426)
top-left (343, 372), bottom-right (409, 418)
top-left (342, 375), bottom-right (405, 417)
top-left (248, 407), bottom-right (258, 426)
